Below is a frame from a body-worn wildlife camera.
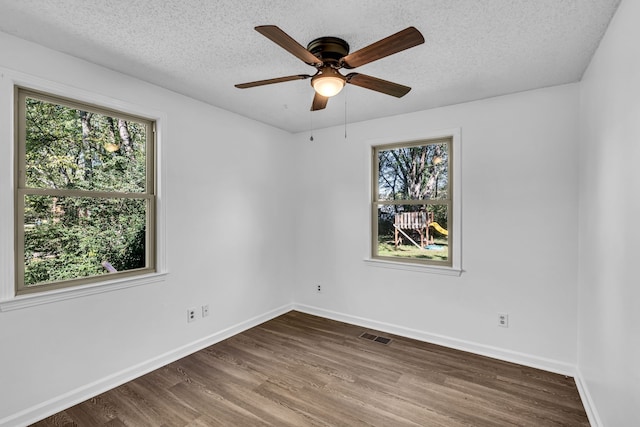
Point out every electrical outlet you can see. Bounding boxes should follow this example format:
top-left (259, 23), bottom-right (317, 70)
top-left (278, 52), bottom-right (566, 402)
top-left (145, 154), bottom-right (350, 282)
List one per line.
top-left (187, 308), bottom-right (197, 323)
top-left (316, 284), bottom-right (321, 293)
top-left (498, 313), bottom-right (509, 328)
top-left (202, 304), bottom-right (210, 317)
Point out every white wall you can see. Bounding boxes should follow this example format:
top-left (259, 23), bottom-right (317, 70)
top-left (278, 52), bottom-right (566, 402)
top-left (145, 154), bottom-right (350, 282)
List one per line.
top-left (0, 32), bottom-right (295, 425)
top-left (292, 83), bottom-right (581, 372)
top-left (578, 0), bottom-right (640, 425)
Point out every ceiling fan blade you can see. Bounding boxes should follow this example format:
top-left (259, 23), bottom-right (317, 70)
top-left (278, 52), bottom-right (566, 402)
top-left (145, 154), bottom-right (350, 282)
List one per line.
top-left (255, 25), bottom-right (323, 66)
top-left (311, 92), bottom-right (328, 111)
top-left (346, 73), bottom-right (411, 98)
top-left (341, 27), bottom-right (425, 69)
top-left (235, 74), bottom-right (312, 89)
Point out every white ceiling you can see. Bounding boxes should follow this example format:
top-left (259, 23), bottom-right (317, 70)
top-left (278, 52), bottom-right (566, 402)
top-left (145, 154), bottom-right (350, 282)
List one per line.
top-left (0, 0), bottom-right (621, 133)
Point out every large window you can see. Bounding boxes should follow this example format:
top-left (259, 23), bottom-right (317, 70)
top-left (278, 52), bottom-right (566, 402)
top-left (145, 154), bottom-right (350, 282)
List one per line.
top-left (15, 88), bottom-right (156, 295)
top-left (372, 137), bottom-right (452, 266)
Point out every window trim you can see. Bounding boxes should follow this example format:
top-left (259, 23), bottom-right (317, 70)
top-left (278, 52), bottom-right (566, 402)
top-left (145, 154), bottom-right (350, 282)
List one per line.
top-left (366, 128), bottom-right (462, 275)
top-left (0, 272), bottom-right (168, 312)
top-left (0, 68), bottom-right (167, 309)
top-left (15, 87), bottom-right (158, 295)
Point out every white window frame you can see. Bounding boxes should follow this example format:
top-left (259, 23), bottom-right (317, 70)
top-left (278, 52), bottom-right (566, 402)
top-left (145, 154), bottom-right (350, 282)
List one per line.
top-left (0, 69), bottom-right (167, 311)
top-left (365, 128), bottom-right (462, 276)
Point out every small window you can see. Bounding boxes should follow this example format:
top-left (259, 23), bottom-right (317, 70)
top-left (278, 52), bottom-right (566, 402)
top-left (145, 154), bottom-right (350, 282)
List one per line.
top-left (15, 88), bottom-right (156, 295)
top-left (372, 138), bottom-right (452, 266)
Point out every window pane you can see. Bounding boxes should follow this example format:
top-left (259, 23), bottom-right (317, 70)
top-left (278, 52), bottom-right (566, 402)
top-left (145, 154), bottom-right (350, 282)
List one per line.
top-left (376, 204), bottom-right (449, 262)
top-left (377, 142), bottom-right (449, 201)
top-left (23, 195), bottom-right (147, 287)
top-left (24, 97), bottom-right (147, 193)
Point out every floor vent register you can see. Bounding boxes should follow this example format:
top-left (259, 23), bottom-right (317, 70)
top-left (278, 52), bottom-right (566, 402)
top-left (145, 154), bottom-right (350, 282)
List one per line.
top-left (359, 332), bottom-right (392, 345)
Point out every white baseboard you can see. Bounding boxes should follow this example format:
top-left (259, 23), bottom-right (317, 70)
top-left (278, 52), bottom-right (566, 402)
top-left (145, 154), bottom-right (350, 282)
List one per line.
top-left (0, 303), bottom-right (293, 427)
top-left (574, 368), bottom-right (602, 427)
top-left (293, 303), bottom-right (576, 376)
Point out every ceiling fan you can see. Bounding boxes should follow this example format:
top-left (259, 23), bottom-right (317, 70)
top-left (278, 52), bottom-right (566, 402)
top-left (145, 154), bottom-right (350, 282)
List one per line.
top-left (235, 25), bottom-right (425, 111)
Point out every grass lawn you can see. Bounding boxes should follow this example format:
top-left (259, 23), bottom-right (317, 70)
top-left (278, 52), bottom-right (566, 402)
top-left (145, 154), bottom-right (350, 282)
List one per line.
top-left (377, 236), bottom-right (448, 261)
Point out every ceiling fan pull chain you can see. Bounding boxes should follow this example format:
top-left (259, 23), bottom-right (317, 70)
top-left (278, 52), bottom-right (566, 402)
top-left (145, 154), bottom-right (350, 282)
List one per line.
top-left (344, 86), bottom-right (348, 139)
top-left (310, 111), bottom-right (314, 142)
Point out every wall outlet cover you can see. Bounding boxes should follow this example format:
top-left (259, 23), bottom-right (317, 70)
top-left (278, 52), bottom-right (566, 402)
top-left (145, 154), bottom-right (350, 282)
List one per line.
top-left (498, 313), bottom-right (509, 328)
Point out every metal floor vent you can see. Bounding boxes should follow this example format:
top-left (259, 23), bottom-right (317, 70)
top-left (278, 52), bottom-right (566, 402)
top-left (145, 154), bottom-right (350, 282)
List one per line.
top-left (359, 332), bottom-right (392, 345)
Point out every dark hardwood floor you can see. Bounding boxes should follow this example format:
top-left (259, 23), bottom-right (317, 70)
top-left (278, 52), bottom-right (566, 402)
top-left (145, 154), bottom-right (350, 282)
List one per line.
top-left (33, 311), bottom-right (589, 426)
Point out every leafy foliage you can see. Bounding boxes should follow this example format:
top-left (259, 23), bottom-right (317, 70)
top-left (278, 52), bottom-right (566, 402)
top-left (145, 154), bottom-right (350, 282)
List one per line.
top-left (22, 97), bottom-right (149, 287)
top-left (378, 143), bottom-right (448, 201)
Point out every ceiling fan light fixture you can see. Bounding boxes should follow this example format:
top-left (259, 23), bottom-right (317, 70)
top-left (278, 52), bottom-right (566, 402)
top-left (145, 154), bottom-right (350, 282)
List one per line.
top-left (311, 68), bottom-right (345, 97)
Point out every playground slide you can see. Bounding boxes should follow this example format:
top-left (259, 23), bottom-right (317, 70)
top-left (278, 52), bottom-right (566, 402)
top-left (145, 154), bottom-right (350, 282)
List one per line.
top-left (429, 222), bottom-right (448, 236)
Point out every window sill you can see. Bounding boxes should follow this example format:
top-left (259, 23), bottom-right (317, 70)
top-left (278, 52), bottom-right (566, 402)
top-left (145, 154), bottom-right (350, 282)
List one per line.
top-left (0, 272), bottom-right (168, 312)
top-left (364, 258), bottom-right (462, 276)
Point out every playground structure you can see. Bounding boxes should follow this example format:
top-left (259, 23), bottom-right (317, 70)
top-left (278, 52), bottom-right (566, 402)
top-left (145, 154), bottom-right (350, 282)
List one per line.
top-left (393, 211), bottom-right (448, 249)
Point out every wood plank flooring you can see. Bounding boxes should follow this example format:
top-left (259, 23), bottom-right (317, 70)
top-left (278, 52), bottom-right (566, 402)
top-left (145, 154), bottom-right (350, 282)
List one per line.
top-left (32, 311), bottom-right (589, 426)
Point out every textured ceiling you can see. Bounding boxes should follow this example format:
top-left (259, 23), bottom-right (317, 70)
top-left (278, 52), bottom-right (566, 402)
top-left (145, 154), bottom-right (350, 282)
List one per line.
top-left (0, 0), bottom-right (621, 133)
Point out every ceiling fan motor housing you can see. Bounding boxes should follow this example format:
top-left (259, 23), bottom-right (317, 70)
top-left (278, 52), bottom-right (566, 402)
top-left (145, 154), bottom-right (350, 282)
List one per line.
top-left (307, 37), bottom-right (350, 64)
